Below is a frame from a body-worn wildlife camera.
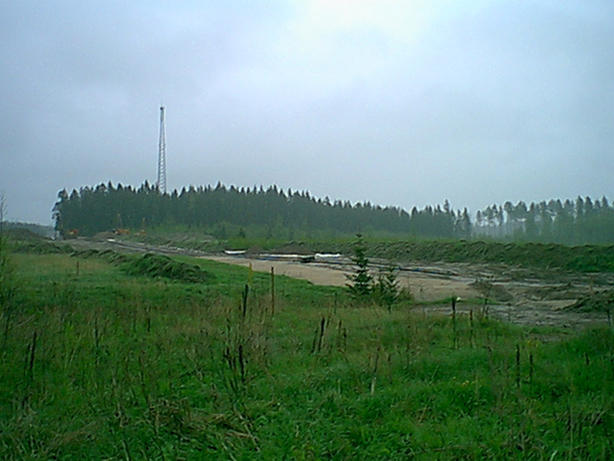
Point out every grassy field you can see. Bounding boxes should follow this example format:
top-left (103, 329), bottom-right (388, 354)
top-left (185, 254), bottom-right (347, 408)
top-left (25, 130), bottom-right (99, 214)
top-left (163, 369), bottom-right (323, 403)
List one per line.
top-left (1, 248), bottom-right (613, 459)
top-left (121, 227), bottom-right (614, 273)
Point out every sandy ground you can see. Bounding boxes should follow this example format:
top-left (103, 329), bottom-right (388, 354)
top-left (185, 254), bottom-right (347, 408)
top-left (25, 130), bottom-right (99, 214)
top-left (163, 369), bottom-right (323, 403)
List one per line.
top-left (203, 255), bottom-right (481, 302)
top-left (204, 256), bottom-right (351, 288)
top-left (203, 255), bottom-right (611, 329)
top-left (67, 238), bottom-right (612, 329)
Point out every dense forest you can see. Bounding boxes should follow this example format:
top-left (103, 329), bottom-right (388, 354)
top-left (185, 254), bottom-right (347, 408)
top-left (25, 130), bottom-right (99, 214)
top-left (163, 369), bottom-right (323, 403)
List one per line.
top-left (52, 181), bottom-right (614, 244)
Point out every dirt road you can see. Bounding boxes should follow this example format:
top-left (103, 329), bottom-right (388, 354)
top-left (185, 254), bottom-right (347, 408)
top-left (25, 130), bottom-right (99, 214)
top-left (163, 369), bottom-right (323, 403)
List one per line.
top-left (68, 237), bottom-right (612, 329)
top-left (203, 255), bottom-right (611, 329)
top-left (203, 255), bottom-right (481, 302)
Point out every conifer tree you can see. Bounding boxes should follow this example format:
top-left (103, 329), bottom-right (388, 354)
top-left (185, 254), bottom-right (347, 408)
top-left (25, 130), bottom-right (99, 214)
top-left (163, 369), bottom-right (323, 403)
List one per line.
top-left (346, 233), bottom-right (372, 299)
top-left (375, 264), bottom-right (399, 311)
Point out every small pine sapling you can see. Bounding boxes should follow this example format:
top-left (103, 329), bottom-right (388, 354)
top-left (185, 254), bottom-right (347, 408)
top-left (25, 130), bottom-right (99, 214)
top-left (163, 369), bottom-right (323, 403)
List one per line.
top-left (346, 233), bottom-right (373, 300)
top-left (375, 265), bottom-right (399, 311)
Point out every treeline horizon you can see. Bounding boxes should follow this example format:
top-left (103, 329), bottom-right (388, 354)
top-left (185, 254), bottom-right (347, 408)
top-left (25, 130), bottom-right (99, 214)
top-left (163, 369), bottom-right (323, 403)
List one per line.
top-left (52, 181), bottom-right (614, 245)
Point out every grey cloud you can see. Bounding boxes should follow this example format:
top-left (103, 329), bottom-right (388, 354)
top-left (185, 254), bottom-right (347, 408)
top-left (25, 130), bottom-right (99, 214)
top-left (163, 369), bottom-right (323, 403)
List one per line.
top-left (1, 1), bottom-right (612, 223)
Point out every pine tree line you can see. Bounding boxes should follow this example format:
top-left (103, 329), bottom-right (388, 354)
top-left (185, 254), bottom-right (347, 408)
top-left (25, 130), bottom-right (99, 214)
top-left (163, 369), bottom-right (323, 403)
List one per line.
top-left (52, 182), bottom-right (470, 239)
top-left (52, 181), bottom-right (614, 244)
top-left (474, 197), bottom-right (614, 245)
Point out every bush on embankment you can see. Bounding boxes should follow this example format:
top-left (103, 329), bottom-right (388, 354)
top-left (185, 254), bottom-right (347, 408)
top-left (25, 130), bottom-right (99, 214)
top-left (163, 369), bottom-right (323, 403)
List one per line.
top-left (336, 240), bottom-right (614, 273)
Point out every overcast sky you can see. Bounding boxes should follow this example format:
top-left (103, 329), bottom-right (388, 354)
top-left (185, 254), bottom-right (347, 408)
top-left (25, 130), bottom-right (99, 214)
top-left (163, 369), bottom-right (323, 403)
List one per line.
top-left (2, 1), bottom-right (613, 224)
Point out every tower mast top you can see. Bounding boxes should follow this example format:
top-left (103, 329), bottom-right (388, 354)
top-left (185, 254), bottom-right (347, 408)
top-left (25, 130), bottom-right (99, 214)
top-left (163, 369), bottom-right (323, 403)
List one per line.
top-left (157, 106), bottom-right (167, 194)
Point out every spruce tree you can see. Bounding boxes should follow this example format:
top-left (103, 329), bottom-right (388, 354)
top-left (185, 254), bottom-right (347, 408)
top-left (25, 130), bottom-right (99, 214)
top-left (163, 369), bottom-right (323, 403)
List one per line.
top-left (346, 233), bottom-right (372, 299)
top-left (375, 264), bottom-right (399, 311)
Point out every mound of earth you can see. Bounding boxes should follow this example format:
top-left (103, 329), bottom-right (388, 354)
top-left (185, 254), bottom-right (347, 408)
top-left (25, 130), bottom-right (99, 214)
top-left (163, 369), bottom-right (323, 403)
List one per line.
top-left (567, 290), bottom-right (614, 312)
top-left (71, 248), bottom-right (130, 264)
top-left (269, 241), bottom-right (312, 255)
top-left (469, 279), bottom-right (513, 302)
top-left (10, 238), bottom-right (71, 255)
top-left (4, 228), bottom-right (47, 241)
top-left (122, 253), bottom-right (212, 283)
top-left (93, 232), bottom-right (117, 241)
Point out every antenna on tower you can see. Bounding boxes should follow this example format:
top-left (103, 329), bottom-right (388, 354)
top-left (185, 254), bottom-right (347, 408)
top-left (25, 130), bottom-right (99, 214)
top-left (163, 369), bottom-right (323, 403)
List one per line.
top-left (156, 106), bottom-right (167, 194)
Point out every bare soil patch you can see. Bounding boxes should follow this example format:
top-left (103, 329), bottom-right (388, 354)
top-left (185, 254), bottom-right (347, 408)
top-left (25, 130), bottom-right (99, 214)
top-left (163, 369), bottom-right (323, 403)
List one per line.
top-left (203, 255), bottom-right (613, 329)
top-left (64, 238), bottom-right (613, 329)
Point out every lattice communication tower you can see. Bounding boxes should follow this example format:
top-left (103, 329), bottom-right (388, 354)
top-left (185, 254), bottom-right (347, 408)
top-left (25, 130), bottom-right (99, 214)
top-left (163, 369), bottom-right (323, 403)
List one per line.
top-left (157, 106), bottom-right (167, 194)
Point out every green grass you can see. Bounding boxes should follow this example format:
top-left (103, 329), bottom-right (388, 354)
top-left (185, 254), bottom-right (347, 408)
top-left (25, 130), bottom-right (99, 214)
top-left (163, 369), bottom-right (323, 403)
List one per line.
top-left (0, 250), bottom-right (613, 459)
top-left (362, 240), bottom-right (614, 273)
top-left (125, 227), bottom-right (614, 273)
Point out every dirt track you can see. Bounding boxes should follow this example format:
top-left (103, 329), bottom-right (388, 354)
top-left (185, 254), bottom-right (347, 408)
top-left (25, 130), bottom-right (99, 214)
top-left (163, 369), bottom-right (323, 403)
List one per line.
top-left (68, 237), bottom-right (612, 329)
top-left (203, 256), bottom-right (481, 302)
top-left (203, 255), bottom-right (611, 329)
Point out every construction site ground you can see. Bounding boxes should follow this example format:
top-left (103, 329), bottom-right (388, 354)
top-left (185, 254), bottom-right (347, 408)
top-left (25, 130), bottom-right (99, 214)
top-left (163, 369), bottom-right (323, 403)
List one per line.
top-left (67, 237), bottom-right (613, 330)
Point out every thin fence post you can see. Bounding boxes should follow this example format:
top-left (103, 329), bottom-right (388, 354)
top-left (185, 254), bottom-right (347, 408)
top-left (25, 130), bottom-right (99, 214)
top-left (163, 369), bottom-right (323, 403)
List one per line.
top-left (452, 296), bottom-right (457, 349)
top-left (469, 309), bottom-right (474, 348)
top-left (270, 267), bottom-right (275, 318)
top-left (516, 344), bottom-right (521, 388)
